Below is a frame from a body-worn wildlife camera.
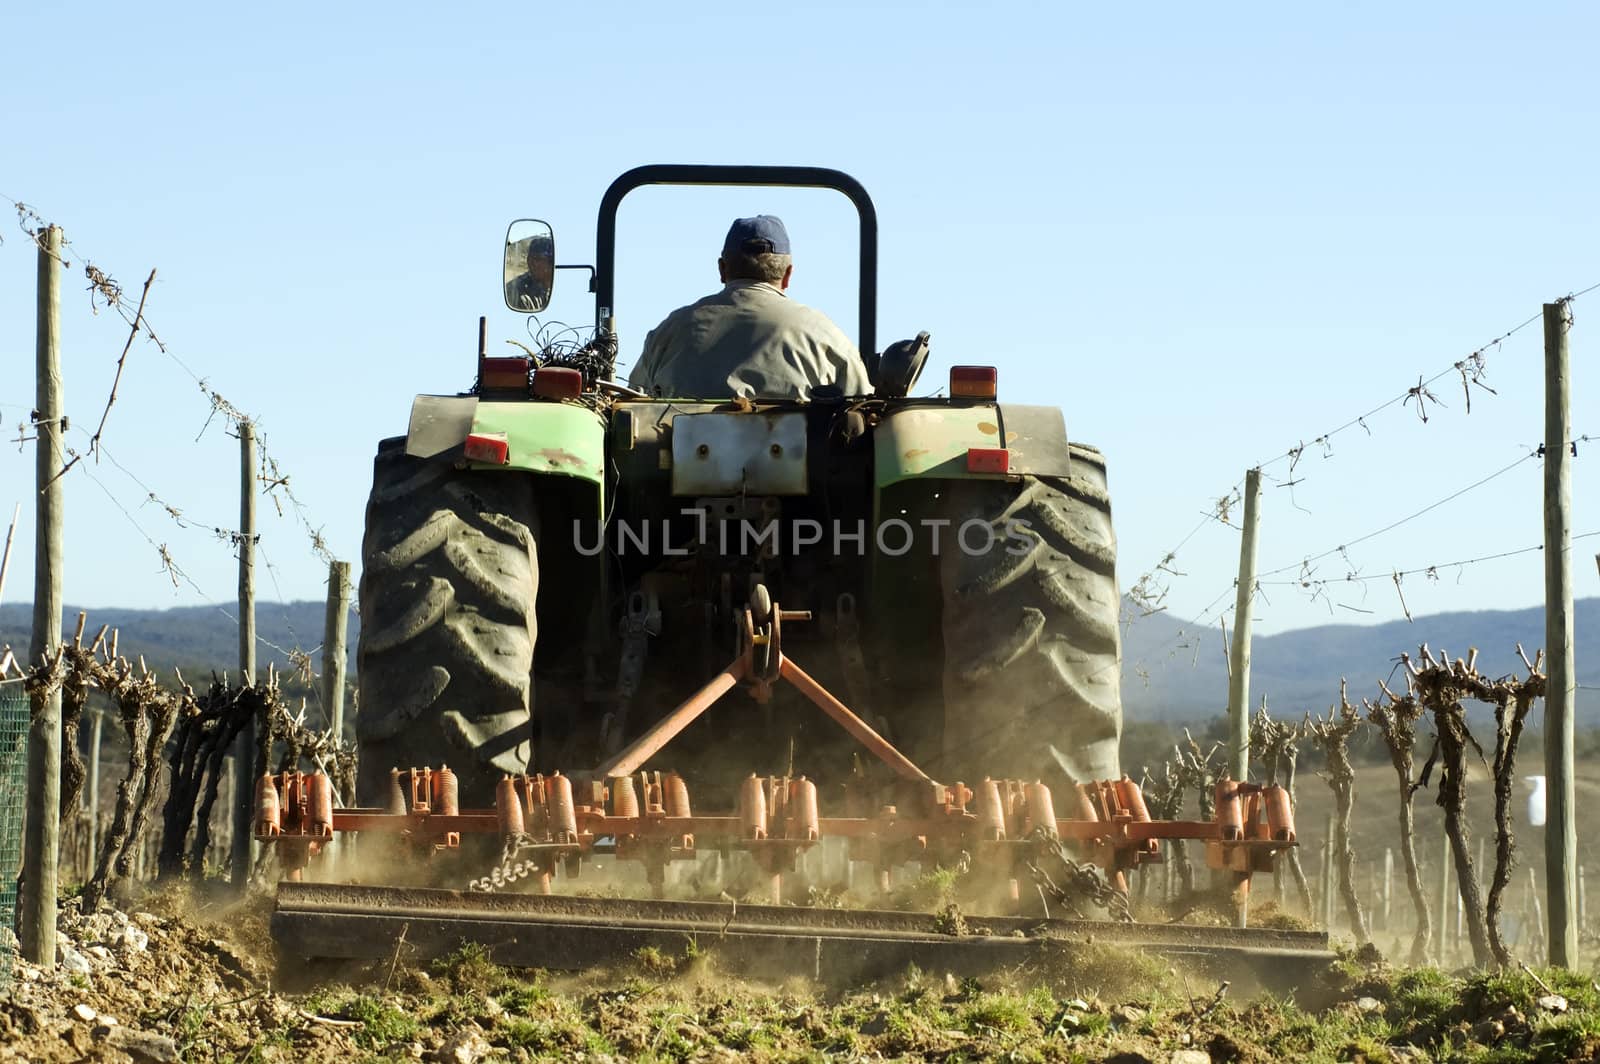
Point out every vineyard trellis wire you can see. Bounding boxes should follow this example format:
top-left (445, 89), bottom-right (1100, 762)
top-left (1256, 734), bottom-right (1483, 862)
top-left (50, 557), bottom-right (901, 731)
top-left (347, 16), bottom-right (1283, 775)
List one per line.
top-left (1122, 284), bottom-right (1598, 685)
top-left (0, 196), bottom-right (364, 966)
top-left (2, 194), bottom-right (340, 665)
top-left (1128, 523), bottom-right (1600, 695)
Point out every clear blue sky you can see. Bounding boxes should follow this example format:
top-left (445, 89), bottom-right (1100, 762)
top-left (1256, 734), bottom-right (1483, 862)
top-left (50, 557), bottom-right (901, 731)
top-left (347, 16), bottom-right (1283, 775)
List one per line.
top-left (2, 3), bottom-right (1596, 666)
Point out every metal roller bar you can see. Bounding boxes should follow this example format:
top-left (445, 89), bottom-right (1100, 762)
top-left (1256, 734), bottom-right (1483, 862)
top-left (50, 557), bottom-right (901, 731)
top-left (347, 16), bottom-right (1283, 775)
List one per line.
top-left (273, 883), bottom-right (1333, 989)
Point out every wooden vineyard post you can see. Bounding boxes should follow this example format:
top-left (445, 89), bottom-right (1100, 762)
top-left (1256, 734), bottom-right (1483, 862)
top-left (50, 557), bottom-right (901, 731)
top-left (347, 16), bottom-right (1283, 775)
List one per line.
top-left (230, 420), bottom-right (258, 889)
top-left (1436, 833), bottom-right (1450, 966)
top-left (1218, 469), bottom-right (1261, 927)
top-left (1226, 468), bottom-right (1262, 784)
top-left (221, 768), bottom-right (235, 871)
top-left (87, 710), bottom-right (103, 870)
top-left (21, 224), bottom-right (64, 968)
top-left (1323, 812), bottom-right (1337, 928)
top-left (1383, 848), bottom-right (1394, 932)
top-left (1474, 834), bottom-right (1486, 958)
top-left (1529, 867), bottom-right (1545, 959)
top-left (321, 559), bottom-right (352, 867)
top-left (1543, 300), bottom-right (1578, 966)
top-left (322, 560), bottom-right (351, 767)
top-left (0, 502), bottom-right (19, 604)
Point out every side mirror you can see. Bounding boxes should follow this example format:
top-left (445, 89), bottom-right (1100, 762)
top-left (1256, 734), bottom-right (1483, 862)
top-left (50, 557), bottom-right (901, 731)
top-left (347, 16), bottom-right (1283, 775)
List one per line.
top-left (873, 332), bottom-right (931, 398)
top-left (503, 220), bottom-right (555, 313)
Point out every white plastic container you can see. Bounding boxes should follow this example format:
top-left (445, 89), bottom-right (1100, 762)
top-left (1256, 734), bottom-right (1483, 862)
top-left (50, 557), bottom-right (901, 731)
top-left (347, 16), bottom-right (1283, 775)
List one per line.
top-left (1525, 774), bottom-right (1547, 827)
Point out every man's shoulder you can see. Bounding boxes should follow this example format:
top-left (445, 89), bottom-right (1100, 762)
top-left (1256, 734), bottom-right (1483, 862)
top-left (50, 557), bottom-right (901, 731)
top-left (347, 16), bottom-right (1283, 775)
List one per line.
top-left (781, 299), bottom-right (857, 348)
top-left (781, 298), bottom-right (839, 324)
top-left (659, 288), bottom-right (743, 324)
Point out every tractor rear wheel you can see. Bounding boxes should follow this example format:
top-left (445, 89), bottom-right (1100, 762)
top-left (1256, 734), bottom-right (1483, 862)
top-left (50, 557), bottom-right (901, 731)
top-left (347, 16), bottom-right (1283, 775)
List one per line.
top-left (355, 437), bottom-right (538, 806)
top-left (938, 443), bottom-right (1121, 787)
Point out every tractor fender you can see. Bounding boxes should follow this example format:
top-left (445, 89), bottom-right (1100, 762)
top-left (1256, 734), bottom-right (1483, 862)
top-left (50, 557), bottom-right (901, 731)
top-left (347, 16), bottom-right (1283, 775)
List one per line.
top-left (405, 394), bottom-right (606, 487)
top-left (873, 402), bottom-right (1072, 487)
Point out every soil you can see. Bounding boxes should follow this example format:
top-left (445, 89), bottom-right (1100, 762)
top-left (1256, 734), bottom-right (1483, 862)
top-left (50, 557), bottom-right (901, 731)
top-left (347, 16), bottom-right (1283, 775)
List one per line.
top-left (3, 884), bottom-right (1600, 1062)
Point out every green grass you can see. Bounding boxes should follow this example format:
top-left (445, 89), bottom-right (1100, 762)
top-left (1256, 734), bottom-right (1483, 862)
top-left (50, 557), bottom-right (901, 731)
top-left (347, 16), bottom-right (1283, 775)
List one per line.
top-left (1466, 965), bottom-right (1600, 1018)
top-left (494, 976), bottom-right (551, 1015)
top-left (297, 990), bottom-right (421, 1050)
top-left (959, 992), bottom-right (1036, 1034)
top-left (1520, 1008), bottom-right (1600, 1064)
top-left (1050, 1006), bottom-right (1113, 1040)
top-left (174, 998), bottom-right (212, 1049)
top-left (502, 1015), bottom-right (591, 1053)
top-left (501, 1017), bottom-right (542, 1049)
top-left (430, 939), bottom-right (501, 994)
top-left (421, 991), bottom-right (489, 1028)
top-left (230, 1027), bottom-right (293, 1064)
top-left (266, 931), bottom-right (1600, 1064)
top-left (583, 1030), bottom-right (619, 1056)
top-left (717, 1016), bottom-right (777, 1051)
top-left (1388, 966), bottom-right (1461, 1025)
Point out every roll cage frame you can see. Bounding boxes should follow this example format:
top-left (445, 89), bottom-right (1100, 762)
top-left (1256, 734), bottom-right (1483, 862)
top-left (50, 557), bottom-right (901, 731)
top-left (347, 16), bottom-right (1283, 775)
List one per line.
top-left (593, 164), bottom-right (880, 358)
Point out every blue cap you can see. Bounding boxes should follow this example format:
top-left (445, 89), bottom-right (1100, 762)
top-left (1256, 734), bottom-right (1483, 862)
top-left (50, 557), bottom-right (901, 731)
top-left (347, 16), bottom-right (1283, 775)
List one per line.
top-left (723, 215), bottom-right (791, 256)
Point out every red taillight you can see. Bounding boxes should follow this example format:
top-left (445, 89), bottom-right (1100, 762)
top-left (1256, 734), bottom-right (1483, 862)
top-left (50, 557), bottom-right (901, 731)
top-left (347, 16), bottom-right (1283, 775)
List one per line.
top-left (480, 356), bottom-right (531, 391)
top-left (533, 366), bottom-right (583, 400)
top-left (950, 365), bottom-right (997, 399)
top-left (464, 432), bottom-right (510, 465)
top-left (966, 447), bottom-right (1010, 474)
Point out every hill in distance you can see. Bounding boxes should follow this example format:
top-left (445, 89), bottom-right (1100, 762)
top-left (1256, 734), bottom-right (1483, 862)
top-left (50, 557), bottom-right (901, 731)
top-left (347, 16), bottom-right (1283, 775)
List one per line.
top-left (0, 601), bottom-right (350, 680)
top-left (2, 597), bottom-right (1593, 725)
top-left (1120, 597), bottom-right (1599, 724)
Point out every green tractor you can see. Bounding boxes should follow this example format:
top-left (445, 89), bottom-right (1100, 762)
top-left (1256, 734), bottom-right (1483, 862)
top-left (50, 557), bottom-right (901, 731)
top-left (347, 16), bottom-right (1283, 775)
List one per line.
top-left (354, 165), bottom-right (1122, 813)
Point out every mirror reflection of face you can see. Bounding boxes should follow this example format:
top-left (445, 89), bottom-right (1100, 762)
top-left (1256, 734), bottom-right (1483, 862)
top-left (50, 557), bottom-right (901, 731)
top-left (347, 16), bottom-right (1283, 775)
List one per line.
top-left (504, 219), bottom-right (555, 313)
top-left (528, 246), bottom-right (554, 289)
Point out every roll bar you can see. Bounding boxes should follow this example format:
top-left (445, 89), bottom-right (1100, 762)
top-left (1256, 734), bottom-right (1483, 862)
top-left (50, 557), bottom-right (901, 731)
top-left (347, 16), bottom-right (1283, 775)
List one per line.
top-left (595, 164), bottom-right (879, 358)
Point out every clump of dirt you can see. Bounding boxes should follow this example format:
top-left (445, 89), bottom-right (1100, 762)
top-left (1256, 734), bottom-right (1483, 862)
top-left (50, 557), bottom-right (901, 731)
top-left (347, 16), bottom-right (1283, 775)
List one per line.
top-left (1242, 900), bottom-right (1314, 931)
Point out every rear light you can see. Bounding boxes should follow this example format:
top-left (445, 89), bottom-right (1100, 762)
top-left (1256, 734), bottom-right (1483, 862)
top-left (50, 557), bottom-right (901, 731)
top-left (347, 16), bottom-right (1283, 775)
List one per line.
top-left (533, 366), bottom-right (584, 400)
top-left (966, 447), bottom-right (1010, 474)
top-left (950, 365), bottom-right (997, 399)
top-left (480, 356), bottom-right (531, 391)
top-left (464, 432), bottom-right (510, 465)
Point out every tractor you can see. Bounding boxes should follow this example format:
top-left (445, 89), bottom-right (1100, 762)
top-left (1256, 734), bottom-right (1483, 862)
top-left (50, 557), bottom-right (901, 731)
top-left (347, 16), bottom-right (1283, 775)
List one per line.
top-left (352, 164), bottom-right (1123, 819)
top-left (260, 167), bottom-right (1313, 980)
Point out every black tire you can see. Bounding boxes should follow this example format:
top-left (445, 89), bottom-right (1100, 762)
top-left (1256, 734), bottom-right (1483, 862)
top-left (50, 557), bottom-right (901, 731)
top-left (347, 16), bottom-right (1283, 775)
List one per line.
top-left (938, 443), bottom-right (1121, 787)
top-left (356, 438), bottom-right (538, 806)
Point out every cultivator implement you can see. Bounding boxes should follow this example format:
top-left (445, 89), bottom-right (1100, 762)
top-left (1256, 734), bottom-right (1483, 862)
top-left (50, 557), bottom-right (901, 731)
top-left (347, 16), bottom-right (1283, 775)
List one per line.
top-left (264, 596), bottom-right (1317, 980)
top-left (259, 765), bottom-right (1294, 904)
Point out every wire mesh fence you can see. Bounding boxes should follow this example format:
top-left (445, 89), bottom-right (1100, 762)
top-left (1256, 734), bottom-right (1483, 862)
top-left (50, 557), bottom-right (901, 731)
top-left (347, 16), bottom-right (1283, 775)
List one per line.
top-left (0, 684), bottom-right (29, 986)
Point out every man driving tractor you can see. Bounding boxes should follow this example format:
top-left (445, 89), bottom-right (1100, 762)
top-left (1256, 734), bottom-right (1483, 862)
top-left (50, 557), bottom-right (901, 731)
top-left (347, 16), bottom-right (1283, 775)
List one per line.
top-left (627, 215), bottom-right (871, 399)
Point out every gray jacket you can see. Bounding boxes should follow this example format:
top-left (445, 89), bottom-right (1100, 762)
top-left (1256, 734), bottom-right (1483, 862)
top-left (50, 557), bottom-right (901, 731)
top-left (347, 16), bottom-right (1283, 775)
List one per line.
top-left (505, 273), bottom-right (549, 312)
top-left (628, 280), bottom-right (870, 399)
